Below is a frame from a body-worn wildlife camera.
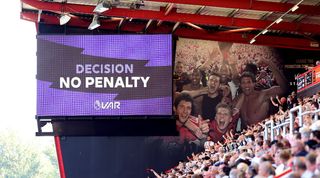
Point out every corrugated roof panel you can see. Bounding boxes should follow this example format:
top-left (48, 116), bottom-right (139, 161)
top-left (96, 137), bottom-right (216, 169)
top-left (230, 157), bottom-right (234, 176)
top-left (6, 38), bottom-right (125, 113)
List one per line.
top-left (176, 4), bottom-right (202, 14)
top-left (256, 0), bottom-right (282, 2)
top-left (234, 9), bottom-right (267, 19)
top-left (200, 6), bottom-right (234, 17)
top-left (283, 13), bottom-right (302, 22)
top-left (65, 0), bottom-right (98, 6)
top-left (116, 1), bottom-right (163, 11)
top-left (64, 0), bottom-right (163, 11)
top-left (52, 0), bottom-right (66, 2)
top-left (256, 0), bottom-right (319, 5)
top-left (267, 12), bottom-right (301, 22)
top-left (142, 1), bottom-right (167, 10)
top-left (290, 0), bottom-right (320, 5)
top-left (301, 16), bottom-right (320, 24)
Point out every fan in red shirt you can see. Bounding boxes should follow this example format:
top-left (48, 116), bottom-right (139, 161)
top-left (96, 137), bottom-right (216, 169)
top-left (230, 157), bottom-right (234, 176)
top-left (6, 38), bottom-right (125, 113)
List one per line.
top-left (174, 93), bottom-right (210, 145)
top-left (209, 102), bottom-right (241, 142)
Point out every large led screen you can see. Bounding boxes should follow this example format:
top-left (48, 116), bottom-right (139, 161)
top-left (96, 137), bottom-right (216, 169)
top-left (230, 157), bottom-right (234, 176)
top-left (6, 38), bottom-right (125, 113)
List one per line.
top-left (37, 35), bottom-right (172, 116)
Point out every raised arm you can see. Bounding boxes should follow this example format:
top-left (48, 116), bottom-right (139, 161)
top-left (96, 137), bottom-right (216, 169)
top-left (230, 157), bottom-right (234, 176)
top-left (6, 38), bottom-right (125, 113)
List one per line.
top-left (184, 116), bottom-right (209, 140)
top-left (182, 87), bottom-right (207, 98)
top-left (149, 169), bottom-right (161, 178)
top-left (263, 60), bottom-right (288, 98)
top-left (270, 96), bottom-right (279, 107)
top-left (275, 95), bottom-right (281, 104)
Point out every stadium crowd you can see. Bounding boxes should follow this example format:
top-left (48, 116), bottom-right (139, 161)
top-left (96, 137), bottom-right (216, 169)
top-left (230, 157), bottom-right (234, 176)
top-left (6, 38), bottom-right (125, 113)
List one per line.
top-left (161, 40), bottom-right (320, 178)
top-left (150, 91), bottom-right (320, 178)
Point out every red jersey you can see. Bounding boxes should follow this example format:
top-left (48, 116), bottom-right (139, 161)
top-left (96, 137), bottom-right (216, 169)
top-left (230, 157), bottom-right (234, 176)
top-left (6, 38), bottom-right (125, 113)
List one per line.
top-left (176, 116), bottom-right (203, 143)
top-left (209, 113), bottom-right (239, 142)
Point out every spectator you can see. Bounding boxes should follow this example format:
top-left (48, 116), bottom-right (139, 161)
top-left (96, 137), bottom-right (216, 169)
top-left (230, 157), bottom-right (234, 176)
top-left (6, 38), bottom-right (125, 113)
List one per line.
top-left (183, 69), bottom-right (205, 91)
top-left (275, 149), bottom-right (291, 175)
top-left (299, 127), bottom-right (311, 142)
top-left (258, 161), bottom-right (275, 178)
top-left (203, 136), bottom-right (214, 152)
top-left (174, 93), bottom-right (210, 145)
top-left (287, 95), bottom-right (295, 110)
top-left (158, 91), bottom-right (320, 178)
top-left (291, 141), bottom-right (308, 157)
top-left (237, 59), bottom-right (288, 129)
top-left (304, 140), bottom-right (318, 152)
top-left (310, 120), bottom-right (320, 142)
top-left (174, 61), bottom-right (190, 92)
top-left (183, 73), bottom-right (223, 120)
top-left (292, 157), bottom-right (307, 177)
top-left (229, 168), bottom-right (245, 178)
top-left (304, 152), bottom-right (317, 178)
top-left (208, 103), bottom-right (241, 142)
top-left (314, 154), bottom-right (320, 176)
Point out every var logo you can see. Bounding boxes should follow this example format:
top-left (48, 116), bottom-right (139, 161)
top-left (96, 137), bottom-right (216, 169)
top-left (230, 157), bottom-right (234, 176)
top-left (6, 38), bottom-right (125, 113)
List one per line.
top-left (94, 100), bottom-right (120, 110)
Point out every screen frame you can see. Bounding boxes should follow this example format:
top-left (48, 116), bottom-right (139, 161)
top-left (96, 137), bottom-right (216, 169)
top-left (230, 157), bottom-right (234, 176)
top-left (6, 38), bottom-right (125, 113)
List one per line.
top-left (36, 34), bottom-right (174, 118)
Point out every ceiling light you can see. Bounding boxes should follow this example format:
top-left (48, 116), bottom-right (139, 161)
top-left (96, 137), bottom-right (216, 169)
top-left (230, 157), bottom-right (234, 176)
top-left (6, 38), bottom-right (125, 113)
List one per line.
top-left (59, 14), bottom-right (71, 25)
top-left (172, 22), bottom-right (180, 32)
top-left (291, 5), bottom-right (299, 12)
top-left (250, 38), bottom-right (256, 44)
top-left (88, 15), bottom-right (100, 30)
top-left (275, 18), bottom-right (283, 24)
top-left (93, 1), bottom-right (110, 13)
top-left (145, 19), bottom-right (152, 31)
top-left (250, 0), bottom-right (303, 46)
top-left (262, 29), bottom-right (268, 35)
top-left (310, 42), bottom-right (319, 48)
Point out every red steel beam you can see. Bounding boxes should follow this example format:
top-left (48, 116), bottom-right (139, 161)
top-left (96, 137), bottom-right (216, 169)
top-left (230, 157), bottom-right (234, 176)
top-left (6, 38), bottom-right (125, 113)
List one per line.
top-left (104, 9), bottom-right (320, 34)
top-left (21, 0), bottom-right (320, 34)
top-left (148, 0), bottom-right (320, 16)
top-left (21, 11), bottom-right (320, 51)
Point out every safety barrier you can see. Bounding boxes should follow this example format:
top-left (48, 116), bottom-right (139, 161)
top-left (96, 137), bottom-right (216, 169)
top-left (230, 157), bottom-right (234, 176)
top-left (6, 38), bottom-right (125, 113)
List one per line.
top-left (264, 105), bottom-right (320, 141)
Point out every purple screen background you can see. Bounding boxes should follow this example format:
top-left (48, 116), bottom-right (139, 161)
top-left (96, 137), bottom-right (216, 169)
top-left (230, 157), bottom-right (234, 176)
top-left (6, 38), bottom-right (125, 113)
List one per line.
top-left (37, 35), bottom-right (172, 116)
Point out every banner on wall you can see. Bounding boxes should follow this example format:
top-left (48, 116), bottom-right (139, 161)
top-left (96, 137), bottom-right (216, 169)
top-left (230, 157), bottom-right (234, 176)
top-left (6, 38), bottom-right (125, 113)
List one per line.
top-left (37, 35), bottom-right (172, 116)
top-left (315, 65), bottom-right (320, 84)
top-left (172, 37), bottom-right (289, 144)
top-left (296, 65), bottom-right (320, 93)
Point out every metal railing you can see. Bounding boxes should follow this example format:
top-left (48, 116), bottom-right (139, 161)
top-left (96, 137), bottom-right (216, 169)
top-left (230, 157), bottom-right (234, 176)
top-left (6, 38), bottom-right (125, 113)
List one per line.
top-left (264, 105), bottom-right (320, 141)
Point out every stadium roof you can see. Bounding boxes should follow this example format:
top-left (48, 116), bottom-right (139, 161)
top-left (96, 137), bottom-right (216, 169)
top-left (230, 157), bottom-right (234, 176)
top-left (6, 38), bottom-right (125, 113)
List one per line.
top-left (21, 0), bottom-right (320, 50)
